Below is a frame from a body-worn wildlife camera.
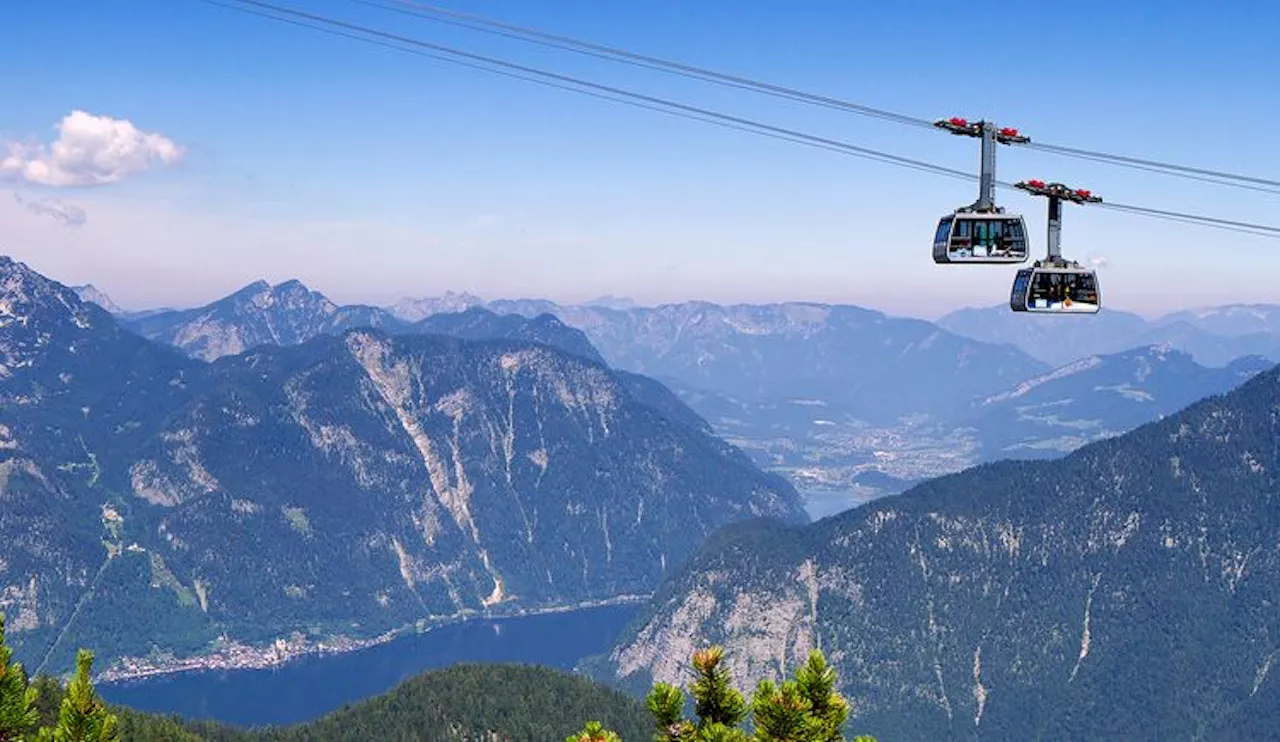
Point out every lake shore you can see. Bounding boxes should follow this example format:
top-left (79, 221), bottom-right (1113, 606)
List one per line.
top-left (97, 594), bottom-right (651, 685)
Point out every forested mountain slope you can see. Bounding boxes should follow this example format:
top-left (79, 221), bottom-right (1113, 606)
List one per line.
top-left (590, 361), bottom-right (1280, 739)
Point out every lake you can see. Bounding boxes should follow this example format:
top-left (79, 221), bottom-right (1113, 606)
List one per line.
top-left (98, 603), bottom-right (640, 729)
top-left (802, 488), bottom-right (879, 520)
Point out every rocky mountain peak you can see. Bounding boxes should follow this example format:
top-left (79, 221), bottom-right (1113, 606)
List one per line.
top-left (70, 284), bottom-right (125, 315)
top-left (1, 255), bottom-right (85, 315)
top-left (229, 279), bottom-right (272, 299)
top-left (0, 256), bottom-right (110, 374)
top-left (270, 279), bottom-right (339, 314)
top-left (390, 291), bottom-right (486, 321)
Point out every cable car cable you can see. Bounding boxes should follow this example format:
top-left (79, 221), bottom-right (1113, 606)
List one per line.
top-left (357, 0), bottom-right (1280, 193)
top-left (1091, 202), bottom-right (1280, 238)
top-left (197, 0), bottom-right (999, 180)
top-left (194, 0), bottom-right (945, 167)
top-left (349, 0), bottom-right (939, 132)
top-left (991, 177), bottom-right (1280, 236)
top-left (1023, 141), bottom-right (1280, 190)
top-left (986, 176), bottom-right (1280, 236)
top-left (195, 0), bottom-right (1280, 239)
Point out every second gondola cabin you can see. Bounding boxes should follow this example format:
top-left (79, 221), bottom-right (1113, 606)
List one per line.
top-left (1010, 261), bottom-right (1101, 313)
top-left (933, 212), bottom-right (1029, 264)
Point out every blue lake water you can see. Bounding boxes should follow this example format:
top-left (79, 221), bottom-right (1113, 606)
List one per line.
top-left (99, 603), bottom-right (640, 729)
top-left (802, 489), bottom-right (876, 520)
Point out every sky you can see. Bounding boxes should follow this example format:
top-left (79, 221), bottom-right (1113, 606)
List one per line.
top-left (3, 0), bottom-right (1278, 319)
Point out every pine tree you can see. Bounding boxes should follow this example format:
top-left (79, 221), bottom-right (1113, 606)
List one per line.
top-left (0, 613), bottom-right (39, 742)
top-left (788, 650), bottom-right (848, 740)
top-left (636, 645), bottom-right (876, 742)
top-left (566, 720), bottom-right (622, 742)
top-left (750, 679), bottom-right (809, 741)
top-left (646, 682), bottom-right (693, 741)
top-left (689, 647), bottom-right (748, 732)
top-left (36, 650), bottom-right (118, 742)
top-left (26, 676), bottom-right (63, 732)
top-left (749, 652), bottom-right (850, 740)
top-left (644, 646), bottom-right (749, 741)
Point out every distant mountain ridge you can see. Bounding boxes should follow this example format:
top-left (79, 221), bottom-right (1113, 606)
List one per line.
top-left (938, 303), bottom-right (1280, 367)
top-left (413, 307), bottom-right (606, 366)
top-left (83, 283), bottom-right (1280, 368)
top-left (541, 301), bottom-right (1050, 425)
top-left (960, 344), bottom-right (1274, 459)
top-left (71, 284), bottom-right (126, 315)
top-left (0, 256), bottom-right (803, 679)
top-left (390, 291), bottom-right (485, 322)
top-left (121, 279), bottom-right (408, 361)
top-left (102, 280), bottom-right (1054, 424)
top-left (83, 282), bottom-right (1278, 505)
top-left (1159, 303), bottom-right (1280, 337)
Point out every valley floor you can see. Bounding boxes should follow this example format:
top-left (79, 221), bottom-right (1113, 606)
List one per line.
top-left (716, 416), bottom-right (981, 501)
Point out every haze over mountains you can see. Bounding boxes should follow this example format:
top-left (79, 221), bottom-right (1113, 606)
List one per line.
top-left (73, 280), bottom-right (1280, 504)
top-left (939, 304), bottom-right (1280, 367)
top-left (3, 257), bottom-right (802, 678)
top-left (586, 362), bottom-right (1280, 739)
top-left (962, 345), bottom-right (1273, 460)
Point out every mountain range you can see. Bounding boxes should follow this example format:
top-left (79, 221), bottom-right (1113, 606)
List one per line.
top-left (77, 284), bottom-right (1280, 378)
top-left (585, 358), bottom-right (1280, 739)
top-left (2, 257), bottom-right (803, 678)
top-left (938, 303), bottom-right (1280, 368)
top-left (73, 282), bottom-right (1279, 509)
top-left (960, 344), bottom-right (1273, 460)
top-left (120, 280), bottom-right (407, 362)
top-left (105, 285), bottom-right (1050, 426)
top-left (36, 268), bottom-right (1280, 737)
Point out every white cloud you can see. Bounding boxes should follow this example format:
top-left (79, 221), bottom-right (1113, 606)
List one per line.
top-left (12, 192), bottom-right (87, 227)
top-left (1, 110), bottom-right (184, 187)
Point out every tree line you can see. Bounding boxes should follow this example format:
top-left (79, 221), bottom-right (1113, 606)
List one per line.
top-left (570, 645), bottom-right (875, 741)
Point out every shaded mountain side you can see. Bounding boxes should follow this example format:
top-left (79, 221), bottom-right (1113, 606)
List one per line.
top-left (411, 307), bottom-right (606, 366)
top-left (588, 361), bottom-right (1280, 739)
top-left (494, 302), bottom-right (1053, 425)
top-left (611, 371), bottom-right (715, 436)
top-left (398, 307), bottom-right (711, 435)
top-left (0, 256), bottom-right (803, 677)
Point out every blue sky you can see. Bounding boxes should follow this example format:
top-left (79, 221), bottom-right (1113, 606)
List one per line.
top-left (3, 0), bottom-right (1278, 317)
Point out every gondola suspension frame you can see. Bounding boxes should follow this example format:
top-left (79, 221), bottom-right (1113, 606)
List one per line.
top-left (931, 118), bottom-right (1031, 264)
top-left (1009, 180), bottom-right (1104, 314)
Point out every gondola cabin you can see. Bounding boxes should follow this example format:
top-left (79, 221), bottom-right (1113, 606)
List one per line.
top-left (932, 212), bottom-right (1029, 264)
top-left (1010, 263), bottom-right (1100, 314)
